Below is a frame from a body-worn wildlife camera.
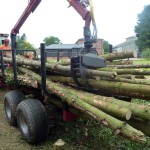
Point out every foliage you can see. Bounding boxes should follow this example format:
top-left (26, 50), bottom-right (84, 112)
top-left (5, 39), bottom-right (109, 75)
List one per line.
top-left (135, 5), bottom-right (150, 51)
top-left (43, 36), bottom-right (62, 46)
top-left (103, 40), bottom-right (109, 54)
top-left (4, 68), bottom-right (15, 86)
top-left (16, 34), bottom-right (35, 50)
top-left (132, 98), bottom-right (150, 105)
top-left (142, 48), bottom-right (150, 59)
top-left (49, 118), bottom-right (150, 150)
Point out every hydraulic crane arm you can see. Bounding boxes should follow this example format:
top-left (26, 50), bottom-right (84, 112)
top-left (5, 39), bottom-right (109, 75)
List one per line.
top-left (11, 0), bottom-right (41, 34)
top-left (11, 0), bottom-right (91, 34)
top-left (67, 0), bottom-right (97, 49)
top-left (11, 0), bottom-right (96, 49)
top-left (67, 0), bottom-right (91, 28)
top-left (9, 0), bottom-right (105, 91)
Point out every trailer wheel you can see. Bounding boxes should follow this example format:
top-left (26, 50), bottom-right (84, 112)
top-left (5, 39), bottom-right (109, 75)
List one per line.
top-left (4, 90), bottom-right (25, 126)
top-left (16, 99), bottom-right (48, 144)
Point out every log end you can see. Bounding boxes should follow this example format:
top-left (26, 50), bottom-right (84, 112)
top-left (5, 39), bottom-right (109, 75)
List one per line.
top-left (126, 110), bottom-right (132, 120)
top-left (133, 50), bottom-right (137, 58)
top-left (53, 139), bottom-right (65, 150)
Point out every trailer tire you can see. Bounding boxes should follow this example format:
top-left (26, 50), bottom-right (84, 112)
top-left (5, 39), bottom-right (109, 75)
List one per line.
top-left (4, 90), bottom-right (25, 126)
top-left (16, 99), bottom-right (48, 144)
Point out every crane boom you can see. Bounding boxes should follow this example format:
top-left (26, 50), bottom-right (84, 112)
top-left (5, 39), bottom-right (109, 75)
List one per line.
top-left (9, 0), bottom-right (105, 92)
top-left (67, 0), bottom-right (91, 27)
top-left (11, 0), bottom-right (94, 48)
top-left (11, 0), bottom-right (41, 34)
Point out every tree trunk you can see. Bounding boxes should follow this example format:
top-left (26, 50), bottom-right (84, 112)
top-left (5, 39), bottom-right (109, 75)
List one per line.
top-left (117, 75), bottom-right (146, 79)
top-left (127, 119), bottom-right (150, 137)
top-left (107, 64), bottom-right (150, 69)
top-left (3, 57), bottom-right (117, 79)
top-left (101, 50), bottom-right (137, 61)
top-left (106, 60), bottom-right (134, 65)
top-left (45, 76), bottom-right (150, 121)
top-left (46, 75), bottom-right (150, 100)
top-left (98, 68), bottom-right (150, 75)
top-left (18, 67), bottom-right (146, 143)
top-left (103, 77), bottom-right (150, 86)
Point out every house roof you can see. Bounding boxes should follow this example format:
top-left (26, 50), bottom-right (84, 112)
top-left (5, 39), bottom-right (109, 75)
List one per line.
top-left (113, 37), bottom-right (136, 48)
top-left (46, 44), bottom-right (84, 50)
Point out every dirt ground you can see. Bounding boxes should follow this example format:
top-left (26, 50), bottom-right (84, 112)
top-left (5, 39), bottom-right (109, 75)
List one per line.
top-left (0, 89), bottom-right (53, 150)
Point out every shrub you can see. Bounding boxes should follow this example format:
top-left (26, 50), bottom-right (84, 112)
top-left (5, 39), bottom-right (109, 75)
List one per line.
top-left (142, 48), bottom-right (150, 59)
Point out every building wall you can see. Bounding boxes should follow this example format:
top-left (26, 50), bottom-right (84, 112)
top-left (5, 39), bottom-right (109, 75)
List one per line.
top-left (113, 36), bottom-right (138, 52)
top-left (75, 38), bottom-right (104, 55)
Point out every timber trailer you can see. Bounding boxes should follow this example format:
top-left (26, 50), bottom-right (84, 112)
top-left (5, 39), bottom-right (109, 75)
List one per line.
top-left (0, 0), bottom-right (106, 144)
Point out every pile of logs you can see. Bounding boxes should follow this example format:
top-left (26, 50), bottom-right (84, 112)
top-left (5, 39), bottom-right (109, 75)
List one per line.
top-left (3, 50), bottom-right (150, 143)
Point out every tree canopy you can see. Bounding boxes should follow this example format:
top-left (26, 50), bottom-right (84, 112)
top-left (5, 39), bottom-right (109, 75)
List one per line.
top-left (17, 34), bottom-right (35, 50)
top-left (43, 36), bottom-right (62, 46)
top-left (135, 5), bottom-right (150, 51)
top-left (103, 40), bottom-right (109, 54)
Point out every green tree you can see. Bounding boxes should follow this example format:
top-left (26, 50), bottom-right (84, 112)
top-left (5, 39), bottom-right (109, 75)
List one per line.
top-left (135, 5), bottom-right (150, 51)
top-left (17, 34), bottom-right (35, 50)
top-left (43, 36), bottom-right (62, 46)
top-left (103, 40), bottom-right (109, 54)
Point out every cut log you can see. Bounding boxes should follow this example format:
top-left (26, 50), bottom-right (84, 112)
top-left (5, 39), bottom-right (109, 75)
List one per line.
top-left (46, 75), bottom-right (150, 100)
top-left (107, 64), bottom-right (150, 69)
top-left (117, 75), bottom-right (146, 79)
top-left (103, 77), bottom-right (150, 86)
top-left (47, 76), bottom-right (132, 120)
top-left (3, 57), bottom-right (117, 79)
top-left (18, 67), bottom-right (146, 142)
top-left (44, 76), bottom-right (150, 121)
top-left (46, 93), bottom-right (150, 137)
top-left (74, 92), bottom-right (132, 120)
top-left (127, 119), bottom-right (150, 137)
top-left (98, 68), bottom-right (150, 75)
top-left (101, 50), bottom-right (137, 61)
top-left (14, 73), bottom-right (131, 120)
top-left (106, 60), bottom-right (134, 65)
top-left (93, 95), bottom-right (150, 121)
top-left (53, 139), bottom-right (65, 150)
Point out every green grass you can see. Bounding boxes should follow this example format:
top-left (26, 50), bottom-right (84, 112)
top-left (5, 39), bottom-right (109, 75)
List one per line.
top-left (40, 116), bottom-right (150, 150)
top-left (134, 59), bottom-right (150, 65)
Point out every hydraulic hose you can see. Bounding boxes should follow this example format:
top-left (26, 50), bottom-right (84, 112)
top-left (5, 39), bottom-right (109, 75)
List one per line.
top-left (88, 0), bottom-right (97, 41)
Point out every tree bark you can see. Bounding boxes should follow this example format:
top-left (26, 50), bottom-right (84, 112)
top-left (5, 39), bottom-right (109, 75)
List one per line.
top-left (117, 75), bottom-right (146, 79)
top-left (18, 67), bottom-right (146, 143)
top-left (101, 50), bottom-right (137, 61)
top-left (3, 57), bottom-right (117, 79)
top-left (106, 60), bottom-right (134, 65)
top-left (107, 64), bottom-right (150, 69)
top-left (98, 68), bottom-right (150, 75)
top-left (103, 77), bottom-right (150, 86)
top-left (47, 76), bottom-right (132, 120)
top-left (45, 76), bottom-right (150, 121)
top-left (46, 75), bottom-right (150, 100)
top-left (127, 119), bottom-right (150, 137)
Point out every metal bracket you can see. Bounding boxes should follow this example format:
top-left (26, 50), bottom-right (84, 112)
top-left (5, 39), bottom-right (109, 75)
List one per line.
top-left (71, 48), bottom-right (106, 89)
top-left (40, 43), bottom-right (52, 97)
top-left (0, 51), bottom-right (5, 78)
top-left (0, 50), bottom-right (13, 78)
top-left (11, 33), bottom-right (18, 86)
top-left (71, 55), bottom-right (82, 87)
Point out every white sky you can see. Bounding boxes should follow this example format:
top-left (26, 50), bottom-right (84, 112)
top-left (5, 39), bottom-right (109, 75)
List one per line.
top-left (0, 0), bottom-right (150, 47)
